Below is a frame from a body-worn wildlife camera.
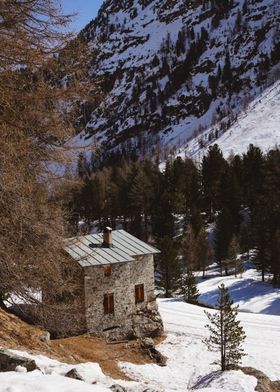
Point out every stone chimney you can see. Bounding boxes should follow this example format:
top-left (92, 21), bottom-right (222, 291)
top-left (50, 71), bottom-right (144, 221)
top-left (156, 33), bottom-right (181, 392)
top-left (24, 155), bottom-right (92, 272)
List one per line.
top-left (103, 227), bottom-right (113, 247)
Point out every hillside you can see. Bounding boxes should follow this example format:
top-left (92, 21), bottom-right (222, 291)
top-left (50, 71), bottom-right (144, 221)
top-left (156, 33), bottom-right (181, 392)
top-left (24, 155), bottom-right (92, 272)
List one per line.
top-left (0, 309), bottom-right (155, 380)
top-left (73, 0), bottom-right (280, 160)
top-left (175, 79), bottom-right (280, 160)
top-left (122, 298), bottom-right (280, 390)
top-left (3, 297), bottom-right (279, 391)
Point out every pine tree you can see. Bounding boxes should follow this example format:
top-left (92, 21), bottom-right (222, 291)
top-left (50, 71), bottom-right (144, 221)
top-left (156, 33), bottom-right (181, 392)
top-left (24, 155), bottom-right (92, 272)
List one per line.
top-left (178, 270), bottom-right (200, 304)
top-left (157, 236), bottom-right (181, 298)
top-left (181, 224), bottom-right (197, 270)
top-left (201, 144), bottom-right (228, 219)
top-left (215, 208), bottom-right (234, 275)
top-left (222, 51), bottom-right (232, 88)
top-left (204, 284), bottom-right (246, 371)
top-left (196, 226), bottom-right (210, 278)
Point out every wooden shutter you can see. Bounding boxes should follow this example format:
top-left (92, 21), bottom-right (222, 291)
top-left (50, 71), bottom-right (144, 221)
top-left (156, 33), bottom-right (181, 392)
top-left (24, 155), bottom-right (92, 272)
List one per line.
top-left (135, 284), bottom-right (144, 304)
top-left (104, 293), bottom-right (114, 314)
top-left (104, 265), bottom-right (111, 277)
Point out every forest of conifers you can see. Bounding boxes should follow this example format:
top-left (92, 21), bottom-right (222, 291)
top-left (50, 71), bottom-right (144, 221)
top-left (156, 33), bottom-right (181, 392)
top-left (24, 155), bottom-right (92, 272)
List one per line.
top-left (68, 144), bottom-right (280, 292)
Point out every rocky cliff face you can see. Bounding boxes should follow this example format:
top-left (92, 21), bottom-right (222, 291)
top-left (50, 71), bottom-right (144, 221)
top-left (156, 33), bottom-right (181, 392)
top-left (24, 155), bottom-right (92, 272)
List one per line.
top-left (76, 0), bottom-right (280, 159)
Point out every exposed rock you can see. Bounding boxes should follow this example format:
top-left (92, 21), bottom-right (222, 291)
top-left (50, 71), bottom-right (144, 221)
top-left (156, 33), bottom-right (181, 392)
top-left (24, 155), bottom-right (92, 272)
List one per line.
top-left (140, 338), bottom-right (167, 367)
top-left (39, 332), bottom-right (50, 344)
top-left (240, 367), bottom-right (280, 392)
top-left (65, 368), bottom-right (84, 381)
top-left (132, 307), bottom-right (164, 339)
top-left (110, 384), bottom-right (127, 392)
top-left (0, 349), bottom-right (38, 372)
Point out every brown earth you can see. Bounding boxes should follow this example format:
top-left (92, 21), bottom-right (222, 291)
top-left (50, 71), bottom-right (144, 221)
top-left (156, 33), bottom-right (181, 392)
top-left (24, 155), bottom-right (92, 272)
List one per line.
top-left (0, 309), bottom-right (164, 380)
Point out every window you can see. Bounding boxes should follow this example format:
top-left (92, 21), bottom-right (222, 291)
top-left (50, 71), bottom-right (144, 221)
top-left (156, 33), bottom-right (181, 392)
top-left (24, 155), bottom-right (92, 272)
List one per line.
top-left (104, 265), bottom-right (111, 277)
top-left (104, 293), bottom-right (114, 314)
top-left (135, 284), bottom-right (144, 304)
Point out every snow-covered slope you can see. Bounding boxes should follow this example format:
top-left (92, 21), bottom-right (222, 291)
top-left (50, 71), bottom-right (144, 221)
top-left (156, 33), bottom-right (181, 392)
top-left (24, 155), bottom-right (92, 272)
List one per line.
top-left (184, 79), bottom-right (280, 159)
top-left (2, 263), bottom-right (280, 391)
top-left (121, 299), bottom-right (280, 391)
top-left (198, 265), bottom-right (280, 314)
top-left (3, 298), bottom-right (280, 391)
top-left (74, 0), bottom-right (280, 159)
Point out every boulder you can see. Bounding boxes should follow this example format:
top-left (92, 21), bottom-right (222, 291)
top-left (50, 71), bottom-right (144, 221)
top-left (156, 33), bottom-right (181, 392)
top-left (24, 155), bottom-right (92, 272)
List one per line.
top-left (110, 384), bottom-right (127, 392)
top-left (0, 349), bottom-right (38, 372)
top-left (241, 367), bottom-right (280, 392)
top-left (140, 338), bottom-right (167, 367)
top-left (65, 368), bottom-right (84, 381)
top-left (132, 307), bottom-right (164, 339)
top-left (39, 332), bottom-right (50, 344)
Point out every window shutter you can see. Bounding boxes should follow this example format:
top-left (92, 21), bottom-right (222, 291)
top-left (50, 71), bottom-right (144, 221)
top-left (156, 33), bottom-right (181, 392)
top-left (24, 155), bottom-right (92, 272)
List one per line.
top-left (135, 284), bottom-right (144, 304)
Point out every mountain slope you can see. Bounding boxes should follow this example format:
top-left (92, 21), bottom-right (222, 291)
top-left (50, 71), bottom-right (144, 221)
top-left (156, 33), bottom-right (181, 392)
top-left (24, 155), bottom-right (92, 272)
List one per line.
top-left (183, 79), bottom-right (280, 159)
top-left (75, 0), bottom-right (280, 159)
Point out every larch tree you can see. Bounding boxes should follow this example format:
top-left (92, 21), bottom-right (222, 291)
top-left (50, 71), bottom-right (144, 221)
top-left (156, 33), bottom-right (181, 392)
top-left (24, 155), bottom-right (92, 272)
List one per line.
top-left (204, 284), bottom-right (246, 371)
top-left (0, 0), bottom-right (95, 335)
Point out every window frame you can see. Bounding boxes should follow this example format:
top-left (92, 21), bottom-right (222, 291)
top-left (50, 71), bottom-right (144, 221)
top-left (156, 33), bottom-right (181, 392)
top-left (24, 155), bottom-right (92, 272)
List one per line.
top-left (135, 283), bottom-right (145, 304)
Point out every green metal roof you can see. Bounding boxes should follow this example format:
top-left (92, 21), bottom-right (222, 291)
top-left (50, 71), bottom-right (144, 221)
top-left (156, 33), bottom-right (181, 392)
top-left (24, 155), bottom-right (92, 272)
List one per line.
top-left (64, 229), bottom-right (160, 267)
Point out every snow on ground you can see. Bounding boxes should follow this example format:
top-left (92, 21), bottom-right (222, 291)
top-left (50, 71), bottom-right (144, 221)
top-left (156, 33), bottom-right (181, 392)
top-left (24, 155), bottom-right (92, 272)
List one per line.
top-left (121, 299), bottom-right (280, 391)
top-left (197, 266), bottom-right (280, 315)
top-left (121, 265), bottom-right (280, 390)
top-left (172, 79), bottom-right (280, 163)
top-left (209, 80), bottom-right (280, 158)
top-left (1, 265), bottom-right (280, 392)
top-left (0, 351), bottom-right (141, 392)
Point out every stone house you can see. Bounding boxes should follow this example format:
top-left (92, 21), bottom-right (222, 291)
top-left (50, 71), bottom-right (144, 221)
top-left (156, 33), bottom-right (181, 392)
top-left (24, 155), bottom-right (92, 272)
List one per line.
top-left (63, 227), bottom-right (163, 340)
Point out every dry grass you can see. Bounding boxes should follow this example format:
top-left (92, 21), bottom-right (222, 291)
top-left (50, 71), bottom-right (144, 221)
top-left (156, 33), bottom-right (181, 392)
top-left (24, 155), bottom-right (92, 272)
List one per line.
top-left (0, 309), bottom-right (165, 380)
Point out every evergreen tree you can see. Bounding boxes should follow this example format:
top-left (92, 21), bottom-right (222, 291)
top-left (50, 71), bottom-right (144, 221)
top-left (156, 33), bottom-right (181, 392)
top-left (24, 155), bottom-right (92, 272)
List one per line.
top-left (157, 236), bottom-right (181, 297)
top-left (204, 284), bottom-right (246, 371)
top-left (181, 224), bottom-right (197, 270)
top-left (242, 144), bottom-right (264, 211)
top-left (178, 270), bottom-right (200, 304)
top-left (239, 221), bottom-right (253, 259)
top-left (222, 51), bottom-right (233, 88)
top-left (215, 208), bottom-right (234, 275)
top-left (201, 144), bottom-right (228, 219)
top-left (196, 226), bottom-right (210, 278)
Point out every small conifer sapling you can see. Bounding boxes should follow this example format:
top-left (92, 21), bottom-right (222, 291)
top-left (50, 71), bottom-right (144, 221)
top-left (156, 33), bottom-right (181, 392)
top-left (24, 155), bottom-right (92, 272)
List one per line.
top-left (178, 270), bottom-right (200, 304)
top-left (204, 284), bottom-right (246, 371)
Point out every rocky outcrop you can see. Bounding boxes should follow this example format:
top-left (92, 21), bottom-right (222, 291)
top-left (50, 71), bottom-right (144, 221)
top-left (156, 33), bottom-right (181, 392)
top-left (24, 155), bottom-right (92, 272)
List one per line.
top-left (0, 349), bottom-right (38, 372)
top-left (110, 385), bottom-right (127, 392)
top-left (139, 338), bottom-right (167, 366)
top-left (132, 307), bottom-right (164, 339)
top-left (240, 367), bottom-right (280, 392)
top-left (65, 368), bottom-right (84, 381)
top-left (100, 305), bottom-right (164, 342)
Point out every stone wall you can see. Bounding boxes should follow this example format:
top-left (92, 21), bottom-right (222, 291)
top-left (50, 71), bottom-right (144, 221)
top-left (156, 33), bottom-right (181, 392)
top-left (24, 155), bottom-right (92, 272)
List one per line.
top-left (39, 259), bottom-right (87, 338)
top-left (83, 255), bottom-right (162, 340)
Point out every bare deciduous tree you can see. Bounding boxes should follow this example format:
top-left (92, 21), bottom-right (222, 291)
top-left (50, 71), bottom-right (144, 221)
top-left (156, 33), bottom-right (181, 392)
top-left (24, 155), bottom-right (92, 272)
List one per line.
top-left (0, 0), bottom-right (95, 336)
